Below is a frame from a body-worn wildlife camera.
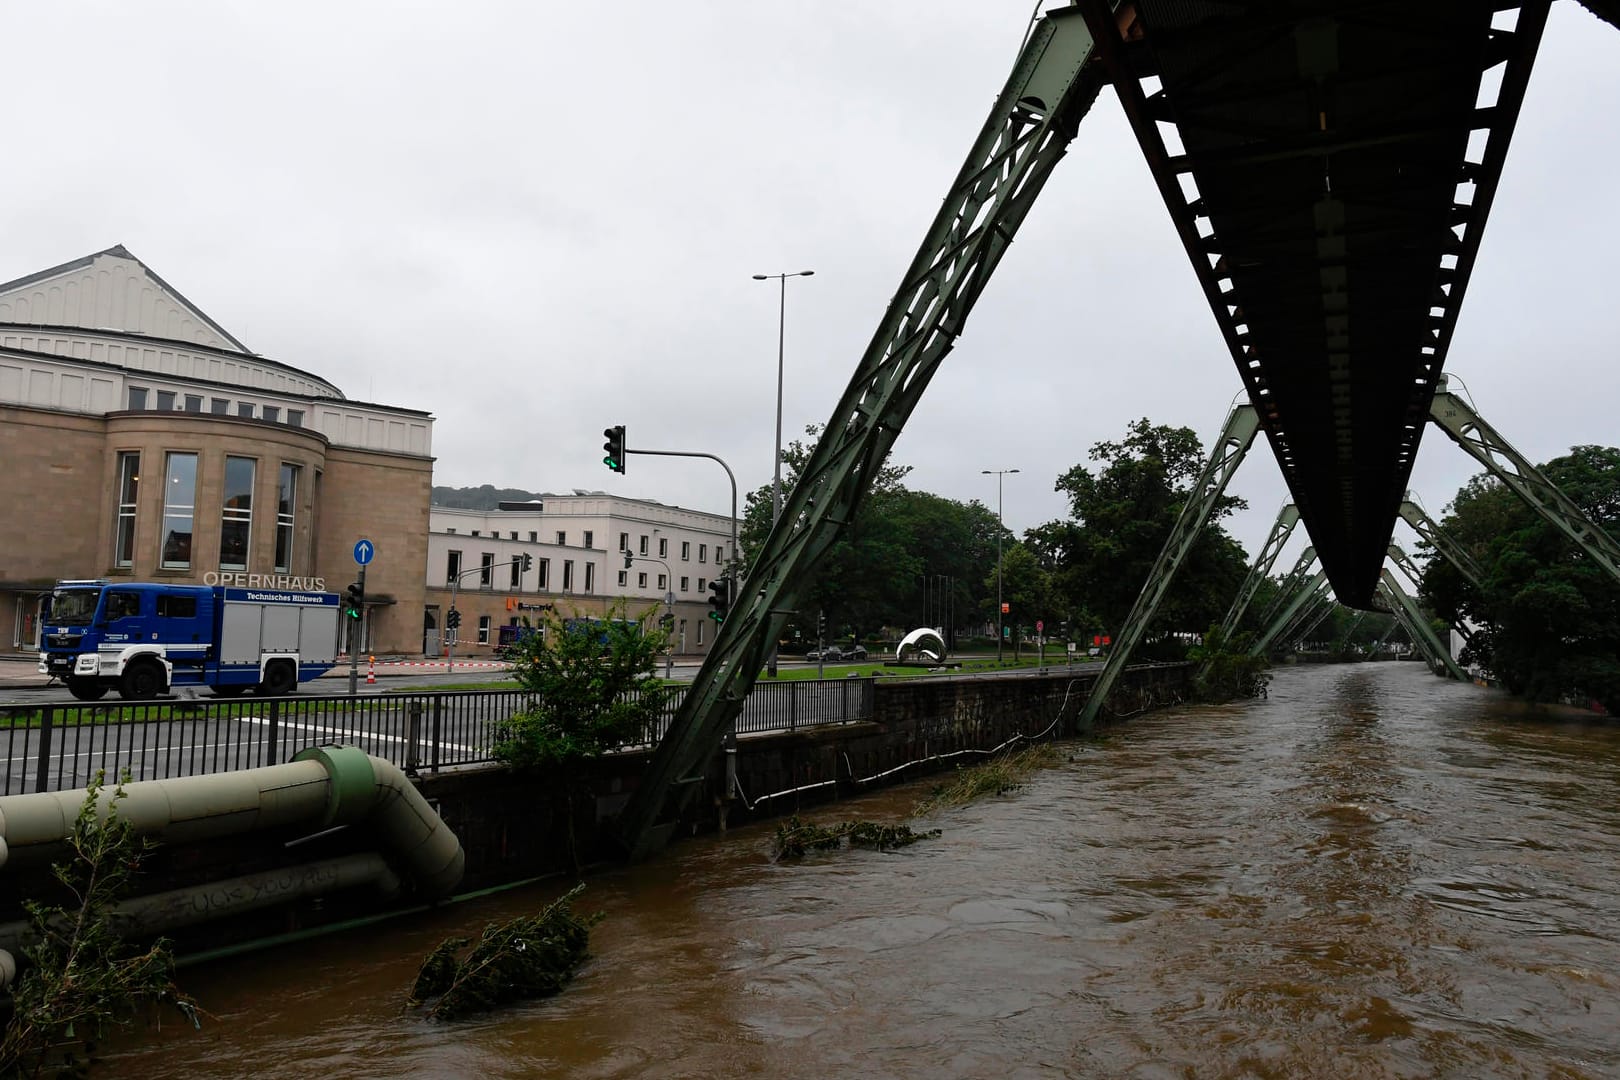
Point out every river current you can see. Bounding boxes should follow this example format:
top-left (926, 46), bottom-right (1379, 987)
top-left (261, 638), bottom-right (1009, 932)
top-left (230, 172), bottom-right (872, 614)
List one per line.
top-left (108, 661), bottom-right (1620, 1078)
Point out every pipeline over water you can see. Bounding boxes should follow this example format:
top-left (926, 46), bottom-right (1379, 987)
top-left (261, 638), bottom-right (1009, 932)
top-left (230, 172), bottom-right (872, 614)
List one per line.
top-left (106, 662), bottom-right (1620, 1077)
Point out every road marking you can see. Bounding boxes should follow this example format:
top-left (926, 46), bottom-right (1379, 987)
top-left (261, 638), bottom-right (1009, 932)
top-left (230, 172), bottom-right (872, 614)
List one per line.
top-left (235, 715), bottom-right (478, 754)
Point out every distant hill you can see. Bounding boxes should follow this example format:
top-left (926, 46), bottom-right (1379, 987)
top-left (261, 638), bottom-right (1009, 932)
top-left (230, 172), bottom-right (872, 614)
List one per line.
top-left (430, 484), bottom-right (545, 510)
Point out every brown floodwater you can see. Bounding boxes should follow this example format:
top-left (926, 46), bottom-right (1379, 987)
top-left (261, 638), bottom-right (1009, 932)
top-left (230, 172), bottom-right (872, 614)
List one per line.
top-left (104, 661), bottom-right (1620, 1078)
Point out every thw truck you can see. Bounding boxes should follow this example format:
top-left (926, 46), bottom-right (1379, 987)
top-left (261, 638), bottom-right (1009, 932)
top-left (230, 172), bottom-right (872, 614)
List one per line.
top-left (38, 580), bottom-right (341, 700)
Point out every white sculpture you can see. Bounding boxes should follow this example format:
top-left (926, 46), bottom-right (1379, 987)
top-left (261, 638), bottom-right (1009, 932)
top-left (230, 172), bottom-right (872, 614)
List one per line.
top-left (895, 627), bottom-right (947, 664)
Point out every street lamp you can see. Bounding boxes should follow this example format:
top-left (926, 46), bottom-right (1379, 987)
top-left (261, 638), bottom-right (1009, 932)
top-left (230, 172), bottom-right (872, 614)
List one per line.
top-left (983, 468), bottom-right (1019, 663)
top-left (754, 268), bottom-right (814, 676)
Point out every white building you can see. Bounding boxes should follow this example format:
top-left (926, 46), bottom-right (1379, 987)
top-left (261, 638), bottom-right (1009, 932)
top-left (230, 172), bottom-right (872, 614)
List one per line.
top-left (424, 491), bottom-right (737, 656)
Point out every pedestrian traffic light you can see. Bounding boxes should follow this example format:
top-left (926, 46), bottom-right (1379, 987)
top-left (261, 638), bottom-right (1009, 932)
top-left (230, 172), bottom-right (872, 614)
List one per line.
top-left (623, 553), bottom-right (634, 570)
top-left (521, 552), bottom-right (533, 572)
top-left (707, 575), bottom-right (731, 623)
top-left (344, 582), bottom-right (364, 620)
top-left (602, 425), bottom-right (626, 474)
top-left (447, 607), bottom-right (461, 630)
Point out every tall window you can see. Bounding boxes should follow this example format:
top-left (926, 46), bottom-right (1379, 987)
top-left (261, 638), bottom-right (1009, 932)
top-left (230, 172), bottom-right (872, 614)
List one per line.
top-left (637, 572), bottom-right (648, 588)
top-left (114, 452), bottom-right (140, 568)
top-left (697, 620), bottom-right (705, 646)
top-left (447, 550), bottom-right (462, 584)
top-left (219, 456), bottom-right (255, 570)
top-left (562, 560), bottom-right (575, 591)
top-left (160, 452), bottom-right (197, 569)
top-left (510, 556), bottom-right (522, 589)
top-left (639, 535), bottom-right (649, 555)
top-left (659, 538), bottom-right (668, 558)
top-left (480, 552), bottom-right (494, 587)
top-left (619, 532), bottom-right (629, 551)
top-left (583, 530), bottom-right (594, 549)
top-left (477, 615), bottom-right (491, 644)
top-left (681, 541), bottom-right (691, 560)
top-left (538, 557), bottom-right (550, 590)
top-left (617, 571), bottom-right (628, 587)
top-left (584, 563), bottom-right (596, 593)
top-left (680, 576), bottom-right (689, 592)
top-left (657, 573), bottom-right (667, 590)
top-left (699, 544), bottom-right (707, 563)
top-left (275, 464), bottom-right (299, 573)
top-left (556, 530), bottom-right (567, 545)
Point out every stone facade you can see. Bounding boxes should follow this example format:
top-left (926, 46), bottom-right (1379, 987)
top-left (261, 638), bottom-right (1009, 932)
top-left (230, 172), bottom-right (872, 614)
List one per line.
top-left (0, 245), bottom-right (433, 654)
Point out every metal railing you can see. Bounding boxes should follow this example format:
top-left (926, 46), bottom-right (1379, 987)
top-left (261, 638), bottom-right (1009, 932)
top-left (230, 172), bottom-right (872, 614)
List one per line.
top-left (0, 677), bottom-right (878, 796)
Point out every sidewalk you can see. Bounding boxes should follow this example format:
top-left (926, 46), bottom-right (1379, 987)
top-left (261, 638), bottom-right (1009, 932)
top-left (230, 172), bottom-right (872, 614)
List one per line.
top-left (0, 654), bottom-right (51, 690)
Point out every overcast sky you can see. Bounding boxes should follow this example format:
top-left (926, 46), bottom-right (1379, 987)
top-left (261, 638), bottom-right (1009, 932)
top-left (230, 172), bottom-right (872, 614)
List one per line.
top-left (7, 2), bottom-right (1618, 574)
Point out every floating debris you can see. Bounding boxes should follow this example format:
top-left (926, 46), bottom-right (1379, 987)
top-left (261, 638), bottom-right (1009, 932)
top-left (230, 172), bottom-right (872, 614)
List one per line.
top-left (913, 743), bottom-right (1059, 816)
top-left (407, 883), bottom-right (602, 1020)
top-left (772, 816), bottom-right (941, 860)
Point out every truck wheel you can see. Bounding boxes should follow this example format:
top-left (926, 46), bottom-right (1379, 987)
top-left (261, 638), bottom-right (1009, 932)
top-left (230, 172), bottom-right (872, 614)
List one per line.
top-left (257, 662), bottom-right (297, 697)
top-left (66, 678), bottom-right (107, 702)
top-left (120, 660), bottom-right (165, 700)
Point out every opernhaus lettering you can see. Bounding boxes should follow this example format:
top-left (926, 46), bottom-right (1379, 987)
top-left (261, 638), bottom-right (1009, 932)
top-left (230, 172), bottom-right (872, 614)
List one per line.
top-left (203, 571), bottom-right (328, 592)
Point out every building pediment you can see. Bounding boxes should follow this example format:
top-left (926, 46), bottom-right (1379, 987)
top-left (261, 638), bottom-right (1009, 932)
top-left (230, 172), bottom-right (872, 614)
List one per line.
top-left (0, 245), bottom-right (249, 353)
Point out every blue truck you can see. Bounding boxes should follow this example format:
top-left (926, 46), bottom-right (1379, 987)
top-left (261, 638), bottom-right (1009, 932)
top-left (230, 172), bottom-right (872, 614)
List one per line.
top-left (38, 580), bottom-right (342, 701)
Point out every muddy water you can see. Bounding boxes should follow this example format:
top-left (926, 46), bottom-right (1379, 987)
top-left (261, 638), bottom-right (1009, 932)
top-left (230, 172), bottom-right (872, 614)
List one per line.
top-left (107, 661), bottom-right (1620, 1078)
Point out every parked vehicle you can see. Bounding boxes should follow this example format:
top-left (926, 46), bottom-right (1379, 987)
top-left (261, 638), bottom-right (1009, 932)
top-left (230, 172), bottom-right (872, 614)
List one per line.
top-left (806, 643), bottom-right (868, 662)
top-left (38, 579), bottom-right (341, 700)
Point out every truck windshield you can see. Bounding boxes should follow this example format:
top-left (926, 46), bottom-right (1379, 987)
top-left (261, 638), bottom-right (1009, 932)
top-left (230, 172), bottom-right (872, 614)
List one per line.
top-left (50, 589), bottom-right (101, 627)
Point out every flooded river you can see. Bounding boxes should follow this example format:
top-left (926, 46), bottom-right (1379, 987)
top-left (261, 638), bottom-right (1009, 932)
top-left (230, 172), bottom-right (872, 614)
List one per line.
top-left (108, 661), bottom-right (1620, 1078)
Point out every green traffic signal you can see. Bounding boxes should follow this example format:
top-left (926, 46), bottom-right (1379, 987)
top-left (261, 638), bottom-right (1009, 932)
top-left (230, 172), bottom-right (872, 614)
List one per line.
top-left (602, 425), bottom-right (626, 475)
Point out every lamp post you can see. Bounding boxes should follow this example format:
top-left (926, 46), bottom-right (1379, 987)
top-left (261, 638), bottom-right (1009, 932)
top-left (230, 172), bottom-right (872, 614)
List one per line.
top-left (983, 468), bottom-right (1019, 663)
top-left (753, 268), bottom-right (814, 676)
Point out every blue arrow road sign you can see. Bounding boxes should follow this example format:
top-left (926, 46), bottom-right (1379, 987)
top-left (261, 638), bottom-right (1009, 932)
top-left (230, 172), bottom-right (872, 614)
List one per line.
top-left (353, 539), bottom-right (375, 565)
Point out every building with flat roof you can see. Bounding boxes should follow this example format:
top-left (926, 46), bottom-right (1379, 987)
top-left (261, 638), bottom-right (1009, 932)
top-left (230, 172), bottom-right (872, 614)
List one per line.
top-left (0, 245), bottom-right (433, 655)
top-left (426, 492), bottom-right (736, 657)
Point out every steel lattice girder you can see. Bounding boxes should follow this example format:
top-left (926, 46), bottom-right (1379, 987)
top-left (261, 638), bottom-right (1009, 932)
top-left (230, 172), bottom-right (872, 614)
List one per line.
top-left (1216, 502), bottom-right (1299, 643)
top-left (1258, 545), bottom-right (1318, 628)
top-left (1251, 569), bottom-right (1328, 657)
top-left (616, 8), bottom-right (1109, 860)
top-left (1379, 569), bottom-right (1467, 681)
top-left (1399, 500), bottom-right (1485, 591)
top-left (1390, 539), bottom-right (1476, 649)
top-left (1429, 389), bottom-right (1620, 587)
top-left (1077, 403), bottom-right (1260, 730)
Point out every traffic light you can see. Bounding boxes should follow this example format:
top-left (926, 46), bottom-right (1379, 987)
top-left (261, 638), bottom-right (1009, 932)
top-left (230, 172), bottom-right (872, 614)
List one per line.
top-left (446, 607), bottom-right (461, 630)
top-left (707, 575), bottom-right (731, 623)
top-left (344, 581), bottom-right (364, 620)
top-left (623, 554), bottom-right (634, 570)
top-left (602, 425), bottom-right (626, 474)
top-left (521, 552), bottom-right (533, 572)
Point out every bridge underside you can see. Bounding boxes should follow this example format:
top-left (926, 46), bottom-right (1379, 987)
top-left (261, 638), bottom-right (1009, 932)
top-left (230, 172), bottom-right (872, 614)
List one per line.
top-left (1097, 0), bottom-right (1552, 607)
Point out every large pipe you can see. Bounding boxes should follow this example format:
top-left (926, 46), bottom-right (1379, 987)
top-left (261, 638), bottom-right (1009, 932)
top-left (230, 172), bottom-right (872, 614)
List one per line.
top-left (0, 746), bottom-right (465, 986)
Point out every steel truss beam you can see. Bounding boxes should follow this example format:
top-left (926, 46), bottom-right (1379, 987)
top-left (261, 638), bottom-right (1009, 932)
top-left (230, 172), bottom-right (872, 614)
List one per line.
top-left (1399, 500), bottom-right (1484, 591)
top-left (1215, 503), bottom-right (1299, 644)
top-left (1250, 569), bottom-right (1328, 658)
top-left (1378, 569), bottom-right (1467, 681)
top-left (1078, 404), bottom-right (1260, 730)
top-left (616, 8), bottom-right (1108, 859)
top-left (1258, 545), bottom-right (1318, 629)
top-left (1274, 580), bottom-right (1334, 654)
top-left (1289, 601), bottom-right (1336, 650)
top-left (1336, 610), bottom-right (1368, 653)
top-left (1429, 387), bottom-right (1620, 588)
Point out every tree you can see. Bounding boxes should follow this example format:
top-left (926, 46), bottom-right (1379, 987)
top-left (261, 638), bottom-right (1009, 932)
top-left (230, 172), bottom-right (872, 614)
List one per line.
top-left (492, 604), bottom-right (673, 770)
top-left (1033, 418), bottom-right (1250, 645)
top-left (1422, 445), bottom-right (1620, 712)
top-left (0, 774), bottom-right (198, 1076)
top-left (739, 425), bottom-right (1003, 645)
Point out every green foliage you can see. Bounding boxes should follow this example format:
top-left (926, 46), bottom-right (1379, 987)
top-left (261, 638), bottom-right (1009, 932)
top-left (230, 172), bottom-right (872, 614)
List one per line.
top-left (1422, 445), bottom-right (1620, 711)
top-left (740, 425), bottom-right (1003, 643)
top-left (492, 604), bottom-right (674, 769)
top-left (771, 817), bottom-right (941, 859)
top-left (430, 484), bottom-right (544, 510)
top-left (0, 773), bottom-right (198, 1076)
top-left (407, 884), bottom-right (602, 1021)
top-left (1034, 418), bottom-right (1250, 639)
top-left (1187, 624), bottom-right (1272, 702)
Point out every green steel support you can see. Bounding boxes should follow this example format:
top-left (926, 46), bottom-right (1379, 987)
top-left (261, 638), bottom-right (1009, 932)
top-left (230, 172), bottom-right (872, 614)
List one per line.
top-left (1386, 543), bottom-right (1424, 591)
top-left (1077, 403), bottom-right (1260, 730)
top-left (617, 8), bottom-right (1108, 859)
top-left (1274, 583), bottom-right (1334, 653)
top-left (1292, 603), bottom-right (1336, 650)
top-left (1250, 569), bottom-right (1328, 657)
top-left (1335, 610), bottom-right (1367, 653)
top-left (1216, 503), bottom-right (1299, 643)
top-left (1430, 386), bottom-right (1620, 586)
top-left (1257, 545), bottom-right (1318, 629)
top-left (1399, 501), bottom-right (1485, 591)
top-left (1379, 568), bottom-right (1468, 681)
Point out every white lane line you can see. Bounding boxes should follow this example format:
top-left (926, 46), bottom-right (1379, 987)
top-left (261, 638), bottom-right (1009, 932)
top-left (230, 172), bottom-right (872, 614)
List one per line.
top-left (236, 715), bottom-right (478, 754)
